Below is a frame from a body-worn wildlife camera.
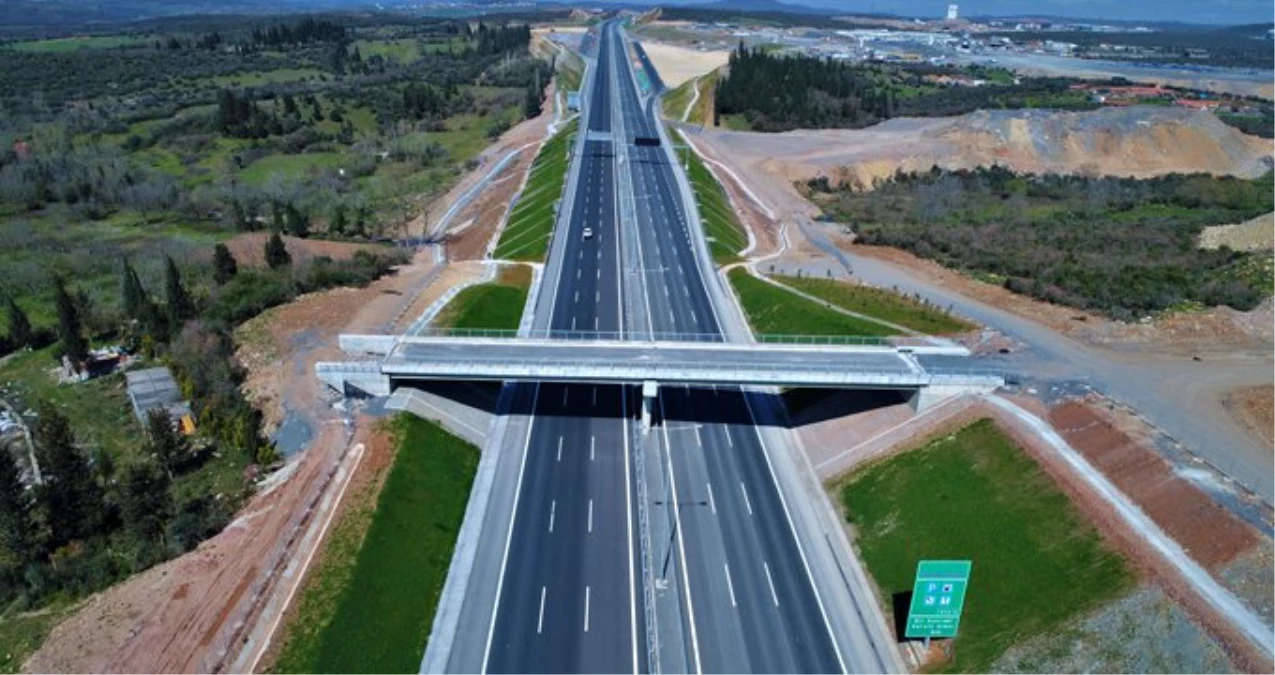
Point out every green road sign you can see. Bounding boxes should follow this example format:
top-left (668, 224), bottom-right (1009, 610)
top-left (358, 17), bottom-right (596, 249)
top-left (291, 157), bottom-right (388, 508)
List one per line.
top-left (905, 560), bottom-right (972, 639)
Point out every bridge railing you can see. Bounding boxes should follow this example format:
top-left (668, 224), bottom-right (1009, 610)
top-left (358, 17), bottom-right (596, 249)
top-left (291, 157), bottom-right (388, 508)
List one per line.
top-left (390, 326), bottom-right (951, 348)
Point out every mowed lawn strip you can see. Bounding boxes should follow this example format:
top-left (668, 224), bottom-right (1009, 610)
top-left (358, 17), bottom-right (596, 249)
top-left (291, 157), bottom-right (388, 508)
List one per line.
top-left (727, 268), bottom-right (896, 338)
top-left (433, 264), bottom-right (531, 331)
top-left (775, 275), bottom-right (976, 335)
top-left (838, 418), bottom-right (1135, 672)
top-left (684, 144), bottom-right (748, 264)
top-left (494, 119), bottom-right (578, 261)
top-left (278, 415), bottom-right (479, 673)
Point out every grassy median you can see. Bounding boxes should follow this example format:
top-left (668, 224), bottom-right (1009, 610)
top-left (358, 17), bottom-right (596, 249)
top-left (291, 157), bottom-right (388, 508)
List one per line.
top-left (727, 268), bottom-right (896, 338)
top-left (494, 120), bottom-right (578, 261)
top-left (837, 419), bottom-right (1134, 672)
top-left (433, 264), bottom-right (531, 331)
top-left (271, 416), bottom-right (480, 674)
top-left (775, 275), bottom-right (975, 335)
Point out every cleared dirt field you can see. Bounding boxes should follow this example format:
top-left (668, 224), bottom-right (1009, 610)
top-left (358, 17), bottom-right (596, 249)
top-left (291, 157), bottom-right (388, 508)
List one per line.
top-left (1200, 213), bottom-right (1275, 252)
top-left (1224, 385), bottom-right (1275, 449)
top-left (638, 40), bottom-right (729, 88)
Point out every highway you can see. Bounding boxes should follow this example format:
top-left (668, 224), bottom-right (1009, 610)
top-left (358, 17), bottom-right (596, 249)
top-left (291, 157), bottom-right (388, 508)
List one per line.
top-left (446, 19), bottom-right (893, 675)
top-left (483, 24), bottom-right (641, 673)
top-left (610, 23), bottom-right (846, 673)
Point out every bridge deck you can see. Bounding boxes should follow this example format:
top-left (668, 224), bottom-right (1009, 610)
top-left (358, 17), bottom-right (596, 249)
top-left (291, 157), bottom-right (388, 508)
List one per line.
top-left (320, 334), bottom-right (1002, 391)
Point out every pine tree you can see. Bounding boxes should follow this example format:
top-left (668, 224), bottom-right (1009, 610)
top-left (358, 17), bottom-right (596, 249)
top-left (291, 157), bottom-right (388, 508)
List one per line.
top-left (212, 244), bottom-right (239, 286)
top-left (164, 257), bottom-right (194, 326)
top-left (0, 446), bottom-right (35, 570)
top-left (119, 461), bottom-right (172, 546)
top-left (145, 408), bottom-right (186, 478)
top-left (53, 278), bottom-right (88, 368)
top-left (34, 403), bottom-right (104, 547)
top-left (4, 295), bottom-right (33, 349)
top-left (264, 233), bottom-right (291, 269)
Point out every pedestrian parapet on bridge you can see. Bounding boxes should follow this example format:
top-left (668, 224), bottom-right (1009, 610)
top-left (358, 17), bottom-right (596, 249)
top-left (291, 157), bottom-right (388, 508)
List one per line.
top-left (315, 329), bottom-right (1006, 429)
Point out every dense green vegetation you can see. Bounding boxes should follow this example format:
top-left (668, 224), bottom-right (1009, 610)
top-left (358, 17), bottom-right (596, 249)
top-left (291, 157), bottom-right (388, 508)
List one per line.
top-left (433, 264), bottom-right (531, 330)
top-left (0, 10), bottom-right (545, 637)
top-left (1218, 103), bottom-right (1275, 139)
top-left (0, 14), bottom-right (551, 335)
top-left (810, 166), bottom-right (1274, 319)
top-left (493, 119), bottom-right (577, 261)
top-left (775, 275), bottom-right (975, 335)
top-left (271, 415), bottom-right (479, 674)
top-left (715, 45), bottom-right (1097, 132)
top-left (839, 418), bottom-right (1135, 672)
top-left (684, 144), bottom-right (748, 264)
top-left (0, 242), bottom-right (405, 623)
top-left (727, 268), bottom-right (896, 338)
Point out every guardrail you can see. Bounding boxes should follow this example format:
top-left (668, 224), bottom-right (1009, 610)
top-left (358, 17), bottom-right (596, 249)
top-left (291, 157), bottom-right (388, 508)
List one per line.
top-left (362, 327), bottom-right (956, 348)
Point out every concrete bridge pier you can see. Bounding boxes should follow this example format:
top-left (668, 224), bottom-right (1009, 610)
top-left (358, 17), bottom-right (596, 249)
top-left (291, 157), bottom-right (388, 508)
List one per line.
top-left (641, 380), bottom-right (659, 433)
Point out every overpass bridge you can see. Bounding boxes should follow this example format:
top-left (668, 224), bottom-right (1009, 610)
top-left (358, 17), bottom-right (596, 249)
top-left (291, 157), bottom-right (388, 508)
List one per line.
top-left (316, 331), bottom-right (1004, 427)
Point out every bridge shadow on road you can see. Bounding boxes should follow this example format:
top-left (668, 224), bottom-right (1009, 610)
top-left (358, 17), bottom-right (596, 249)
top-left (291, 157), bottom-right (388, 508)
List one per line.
top-left (393, 380), bottom-right (907, 430)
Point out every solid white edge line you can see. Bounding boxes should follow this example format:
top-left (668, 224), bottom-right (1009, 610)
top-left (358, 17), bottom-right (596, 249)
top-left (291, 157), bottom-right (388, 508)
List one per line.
top-left (481, 383), bottom-right (543, 673)
top-left (740, 392), bottom-right (849, 673)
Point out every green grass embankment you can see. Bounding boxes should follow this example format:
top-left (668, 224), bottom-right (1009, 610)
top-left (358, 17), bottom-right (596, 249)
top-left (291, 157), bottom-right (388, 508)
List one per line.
top-left (433, 264), bottom-right (531, 331)
top-left (727, 268), bottom-right (896, 338)
top-left (774, 275), bottom-right (976, 335)
top-left (493, 120), bottom-right (578, 261)
top-left (837, 418), bottom-right (1135, 672)
top-left (271, 416), bottom-right (480, 673)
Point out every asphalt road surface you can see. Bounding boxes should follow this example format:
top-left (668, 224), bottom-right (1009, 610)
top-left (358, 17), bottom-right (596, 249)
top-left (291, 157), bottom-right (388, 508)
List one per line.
top-left (483, 24), bottom-right (642, 674)
top-left (609, 23), bottom-right (846, 673)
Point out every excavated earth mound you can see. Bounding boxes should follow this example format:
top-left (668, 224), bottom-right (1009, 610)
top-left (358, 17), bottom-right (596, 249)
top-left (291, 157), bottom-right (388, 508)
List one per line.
top-left (703, 106), bottom-right (1273, 190)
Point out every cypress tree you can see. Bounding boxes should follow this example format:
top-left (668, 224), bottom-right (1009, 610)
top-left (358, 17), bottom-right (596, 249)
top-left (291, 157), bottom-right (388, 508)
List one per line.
top-left (53, 278), bottom-right (88, 368)
top-left (145, 408), bottom-right (186, 478)
top-left (0, 446), bottom-right (35, 570)
top-left (119, 461), bottom-right (172, 547)
top-left (264, 233), bottom-right (291, 269)
top-left (4, 295), bottom-right (33, 349)
top-left (164, 256), bottom-right (194, 325)
top-left (212, 244), bottom-right (238, 286)
top-left (119, 257), bottom-right (148, 321)
top-left (34, 403), bottom-right (104, 547)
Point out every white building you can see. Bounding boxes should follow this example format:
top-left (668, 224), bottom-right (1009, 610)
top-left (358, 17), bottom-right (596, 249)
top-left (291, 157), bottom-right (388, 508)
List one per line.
top-left (946, 4), bottom-right (959, 20)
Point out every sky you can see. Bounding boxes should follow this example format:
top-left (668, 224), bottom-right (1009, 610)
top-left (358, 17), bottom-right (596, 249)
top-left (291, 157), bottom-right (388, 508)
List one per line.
top-left (770, 0), bottom-right (1275, 25)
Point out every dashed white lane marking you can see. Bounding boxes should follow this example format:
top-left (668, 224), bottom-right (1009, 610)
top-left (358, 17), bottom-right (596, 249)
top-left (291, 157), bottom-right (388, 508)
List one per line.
top-left (706, 482), bottom-right (716, 514)
top-left (723, 564), bottom-right (737, 608)
top-left (538, 586), bottom-right (547, 634)
top-left (764, 562), bottom-right (780, 607)
top-left (557, 436), bottom-right (563, 462)
top-left (740, 482), bottom-right (753, 515)
top-left (590, 435), bottom-right (596, 461)
top-left (588, 499), bottom-right (594, 533)
top-left (584, 586), bottom-right (591, 633)
top-left (549, 500), bottom-right (557, 533)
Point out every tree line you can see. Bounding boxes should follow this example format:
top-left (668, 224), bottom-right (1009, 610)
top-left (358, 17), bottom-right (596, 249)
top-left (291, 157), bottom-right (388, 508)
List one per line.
top-left (810, 166), bottom-right (1274, 319)
top-left (715, 45), bottom-right (1098, 132)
